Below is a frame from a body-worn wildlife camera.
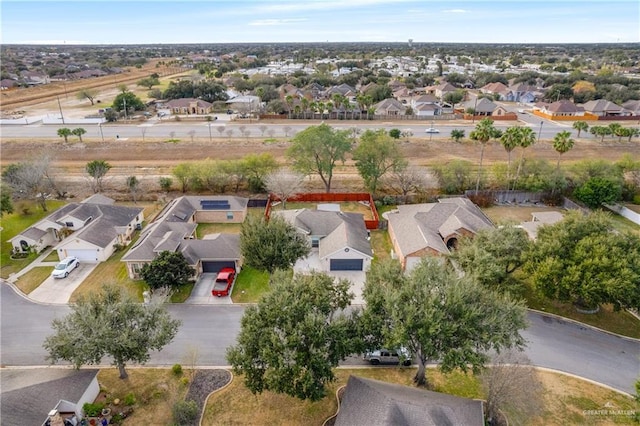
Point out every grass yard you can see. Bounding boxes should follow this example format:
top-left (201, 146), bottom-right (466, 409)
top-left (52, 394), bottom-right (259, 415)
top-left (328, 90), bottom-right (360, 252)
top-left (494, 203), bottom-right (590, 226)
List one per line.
top-left (197, 222), bottom-right (242, 236)
top-left (231, 266), bottom-right (270, 303)
top-left (97, 368), bottom-right (190, 426)
top-left (14, 266), bottom-right (52, 294)
top-left (170, 282), bottom-right (194, 303)
top-left (522, 279), bottom-right (640, 339)
top-left (370, 229), bottom-right (392, 262)
top-left (482, 205), bottom-right (564, 224)
top-left (203, 367), bottom-right (638, 426)
top-left (42, 250), bottom-right (60, 262)
top-left (0, 200), bottom-right (66, 278)
top-left (70, 242), bottom-right (146, 303)
top-left (609, 212), bottom-right (640, 235)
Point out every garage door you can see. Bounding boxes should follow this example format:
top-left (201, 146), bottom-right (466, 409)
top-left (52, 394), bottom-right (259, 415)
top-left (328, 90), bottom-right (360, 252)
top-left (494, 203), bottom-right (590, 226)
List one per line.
top-left (330, 259), bottom-right (363, 271)
top-left (202, 261), bottom-right (236, 273)
top-left (65, 249), bottom-right (98, 262)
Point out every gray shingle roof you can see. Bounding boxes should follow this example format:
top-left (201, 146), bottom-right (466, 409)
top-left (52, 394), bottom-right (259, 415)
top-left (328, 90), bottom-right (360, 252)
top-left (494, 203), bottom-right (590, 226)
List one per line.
top-left (273, 209), bottom-right (372, 258)
top-left (1, 368), bottom-right (99, 426)
top-left (21, 226), bottom-right (47, 241)
top-left (335, 376), bottom-right (484, 426)
top-left (122, 221), bottom-right (196, 262)
top-left (80, 194), bottom-right (114, 205)
top-left (388, 198), bottom-right (494, 257)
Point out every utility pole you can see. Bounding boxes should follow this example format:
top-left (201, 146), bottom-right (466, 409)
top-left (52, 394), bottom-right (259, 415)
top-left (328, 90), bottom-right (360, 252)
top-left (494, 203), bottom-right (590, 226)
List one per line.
top-left (57, 96), bottom-right (65, 124)
top-left (538, 121), bottom-right (544, 142)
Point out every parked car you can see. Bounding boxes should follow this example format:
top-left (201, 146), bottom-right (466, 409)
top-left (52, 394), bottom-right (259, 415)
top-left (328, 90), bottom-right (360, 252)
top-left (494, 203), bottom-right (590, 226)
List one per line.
top-left (424, 127), bottom-right (440, 134)
top-left (51, 256), bottom-right (79, 279)
top-left (363, 348), bottom-right (412, 366)
top-left (211, 267), bottom-right (236, 297)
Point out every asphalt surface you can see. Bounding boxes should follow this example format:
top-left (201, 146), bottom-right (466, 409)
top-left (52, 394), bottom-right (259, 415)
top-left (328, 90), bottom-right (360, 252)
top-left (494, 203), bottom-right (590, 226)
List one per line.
top-left (1, 283), bottom-right (638, 394)
top-left (0, 117), bottom-right (573, 140)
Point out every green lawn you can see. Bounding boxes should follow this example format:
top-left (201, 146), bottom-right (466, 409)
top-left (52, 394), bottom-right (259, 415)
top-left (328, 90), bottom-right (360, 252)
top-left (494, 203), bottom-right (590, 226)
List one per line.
top-left (14, 266), bottom-right (52, 294)
top-left (197, 222), bottom-right (242, 236)
top-left (42, 250), bottom-right (60, 262)
top-left (370, 229), bottom-right (392, 262)
top-left (70, 243), bottom-right (147, 303)
top-left (231, 266), bottom-right (270, 303)
top-left (170, 282), bottom-right (194, 303)
top-left (0, 200), bottom-right (66, 279)
top-left (609, 212), bottom-right (640, 235)
top-left (521, 274), bottom-right (640, 339)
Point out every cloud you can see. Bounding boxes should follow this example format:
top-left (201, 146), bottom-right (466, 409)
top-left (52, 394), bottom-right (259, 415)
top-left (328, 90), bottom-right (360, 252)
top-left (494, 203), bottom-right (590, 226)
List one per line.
top-left (248, 18), bottom-right (308, 26)
top-left (442, 9), bottom-right (468, 13)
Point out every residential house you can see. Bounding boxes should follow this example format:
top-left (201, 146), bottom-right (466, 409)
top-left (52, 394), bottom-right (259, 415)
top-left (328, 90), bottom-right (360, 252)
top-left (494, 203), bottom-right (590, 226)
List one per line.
top-left (0, 79), bottom-right (19, 90)
top-left (519, 211), bottom-right (564, 240)
top-left (121, 196), bottom-right (248, 279)
top-left (411, 94), bottom-right (441, 117)
top-left (373, 98), bottom-right (406, 116)
top-left (503, 82), bottom-right (540, 103)
top-left (1, 368), bottom-right (100, 426)
top-left (621, 100), bottom-right (640, 116)
top-left (387, 197), bottom-right (494, 271)
top-left (163, 98), bottom-right (213, 115)
top-left (392, 87), bottom-right (413, 104)
top-left (463, 97), bottom-right (508, 117)
top-left (226, 95), bottom-right (261, 114)
top-left (581, 99), bottom-right (631, 117)
top-left (324, 83), bottom-right (357, 102)
top-left (272, 208), bottom-right (373, 272)
top-left (534, 100), bottom-right (586, 119)
top-left (433, 82), bottom-right (457, 99)
top-left (9, 195), bottom-right (143, 262)
top-left (480, 81), bottom-right (509, 99)
top-left (335, 376), bottom-right (484, 426)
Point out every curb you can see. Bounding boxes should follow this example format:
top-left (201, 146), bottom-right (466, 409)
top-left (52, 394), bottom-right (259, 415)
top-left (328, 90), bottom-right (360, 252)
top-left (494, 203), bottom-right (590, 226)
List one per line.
top-left (527, 308), bottom-right (640, 343)
top-left (533, 366), bottom-right (635, 398)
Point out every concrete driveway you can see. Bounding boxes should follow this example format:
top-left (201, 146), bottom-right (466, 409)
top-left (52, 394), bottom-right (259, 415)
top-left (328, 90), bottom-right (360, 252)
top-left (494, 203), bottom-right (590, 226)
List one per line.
top-left (28, 263), bottom-right (99, 304)
top-left (185, 273), bottom-right (234, 305)
top-left (294, 253), bottom-right (366, 304)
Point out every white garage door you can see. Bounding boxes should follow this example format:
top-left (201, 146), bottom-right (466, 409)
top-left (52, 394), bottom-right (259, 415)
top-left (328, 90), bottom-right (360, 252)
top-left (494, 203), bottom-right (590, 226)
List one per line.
top-left (65, 249), bottom-right (99, 262)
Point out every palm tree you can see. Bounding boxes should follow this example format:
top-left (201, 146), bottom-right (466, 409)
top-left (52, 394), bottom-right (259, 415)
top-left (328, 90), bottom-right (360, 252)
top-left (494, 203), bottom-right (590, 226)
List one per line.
top-left (500, 126), bottom-right (520, 184)
top-left (285, 95), bottom-right (294, 119)
top-left (552, 130), bottom-right (575, 168)
top-left (590, 126), bottom-right (611, 142)
top-left (71, 127), bottom-right (86, 142)
top-left (510, 126), bottom-right (536, 190)
top-left (572, 121), bottom-right (589, 138)
top-left (450, 129), bottom-right (465, 142)
top-left (470, 118), bottom-right (500, 194)
top-left (57, 127), bottom-right (72, 142)
top-left (301, 98), bottom-right (310, 119)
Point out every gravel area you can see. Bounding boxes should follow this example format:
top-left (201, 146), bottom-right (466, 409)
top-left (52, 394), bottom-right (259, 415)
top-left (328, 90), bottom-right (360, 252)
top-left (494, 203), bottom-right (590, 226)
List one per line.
top-left (185, 369), bottom-right (232, 419)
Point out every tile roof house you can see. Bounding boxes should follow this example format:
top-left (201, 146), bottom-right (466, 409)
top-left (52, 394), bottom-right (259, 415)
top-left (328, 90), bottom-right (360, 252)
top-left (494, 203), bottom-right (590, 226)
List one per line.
top-left (335, 376), bottom-right (484, 426)
top-left (272, 208), bottom-right (373, 272)
top-left (122, 196), bottom-right (248, 279)
top-left (1, 368), bottom-right (100, 426)
top-left (163, 98), bottom-right (213, 115)
top-left (621, 100), bottom-right (640, 116)
top-left (480, 81), bottom-right (509, 99)
top-left (463, 97), bottom-right (509, 117)
top-left (387, 197), bottom-right (494, 271)
top-left (9, 195), bottom-right (143, 263)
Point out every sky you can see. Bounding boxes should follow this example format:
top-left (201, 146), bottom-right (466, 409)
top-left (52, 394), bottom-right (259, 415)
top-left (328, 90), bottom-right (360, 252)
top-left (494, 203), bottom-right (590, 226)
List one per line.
top-left (1, 0), bottom-right (639, 45)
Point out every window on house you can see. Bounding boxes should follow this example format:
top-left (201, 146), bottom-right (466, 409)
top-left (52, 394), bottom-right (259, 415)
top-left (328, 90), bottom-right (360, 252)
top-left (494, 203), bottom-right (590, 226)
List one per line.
top-left (65, 221), bottom-right (73, 227)
top-left (132, 264), bottom-right (141, 273)
top-left (226, 212), bottom-right (234, 220)
top-left (311, 237), bottom-right (320, 248)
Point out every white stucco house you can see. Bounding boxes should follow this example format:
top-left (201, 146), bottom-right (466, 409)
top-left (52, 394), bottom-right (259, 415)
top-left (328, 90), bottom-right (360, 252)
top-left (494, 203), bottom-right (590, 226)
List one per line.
top-left (272, 208), bottom-right (373, 272)
top-left (9, 194), bottom-right (144, 262)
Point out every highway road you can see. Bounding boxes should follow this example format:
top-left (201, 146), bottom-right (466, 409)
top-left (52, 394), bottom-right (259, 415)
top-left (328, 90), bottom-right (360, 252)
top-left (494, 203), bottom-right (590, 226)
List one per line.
top-left (1, 283), bottom-right (638, 394)
top-left (0, 114), bottom-right (574, 141)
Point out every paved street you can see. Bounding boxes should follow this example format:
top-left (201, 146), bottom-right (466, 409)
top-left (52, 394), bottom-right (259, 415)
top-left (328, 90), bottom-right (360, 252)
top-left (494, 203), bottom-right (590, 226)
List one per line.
top-left (0, 118), bottom-right (573, 141)
top-left (1, 282), bottom-right (638, 393)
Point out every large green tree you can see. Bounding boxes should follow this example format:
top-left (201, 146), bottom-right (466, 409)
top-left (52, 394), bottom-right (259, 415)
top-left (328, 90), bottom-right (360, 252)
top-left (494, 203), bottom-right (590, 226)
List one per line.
top-left (450, 225), bottom-right (530, 291)
top-left (574, 177), bottom-right (622, 208)
top-left (572, 121), bottom-right (589, 138)
top-left (287, 124), bottom-right (352, 192)
top-left (112, 91), bottom-right (145, 113)
top-left (137, 76), bottom-right (160, 90)
top-left (523, 211), bottom-right (640, 310)
top-left (0, 184), bottom-right (14, 216)
top-left (85, 160), bottom-right (112, 193)
top-left (44, 285), bottom-right (181, 379)
top-left (352, 129), bottom-right (407, 195)
top-left (57, 127), bottom-right (72, 142)
top-left (432, 160), bottom-right (474, 194)
top-left (362, 258), bottom-right (527, 388)
top-left (227, 271), bottom-right (359, 401)
top-left (240, 215), bottom-right (310, 274)
top-left (140, 250), bottom-right (195, 289)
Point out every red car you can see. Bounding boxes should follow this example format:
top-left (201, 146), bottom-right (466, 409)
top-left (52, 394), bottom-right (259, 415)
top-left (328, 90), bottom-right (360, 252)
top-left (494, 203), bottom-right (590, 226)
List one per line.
top-left (211, 267), bottom-right (236, 297)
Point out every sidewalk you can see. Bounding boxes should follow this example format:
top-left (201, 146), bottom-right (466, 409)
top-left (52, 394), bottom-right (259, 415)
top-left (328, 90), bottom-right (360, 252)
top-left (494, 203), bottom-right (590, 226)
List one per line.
top-left (6, 247), bottom-right (58, 284)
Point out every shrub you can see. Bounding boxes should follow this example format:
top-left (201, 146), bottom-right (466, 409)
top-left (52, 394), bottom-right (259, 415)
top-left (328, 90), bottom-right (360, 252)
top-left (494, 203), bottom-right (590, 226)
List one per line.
top-left (172, 363), bottom-right (183, 376)
top-left (159, 177), bottom-right (173, 192)
top-left (123, 392), bottom-right (136, 406)
top-left (467, 192), bottom-right (494, 208)
top-left (172, 399), bottom-right (199, 425)
top-left (83, 402), bottom-right (105, 417)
